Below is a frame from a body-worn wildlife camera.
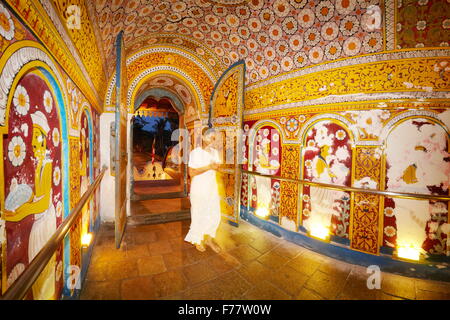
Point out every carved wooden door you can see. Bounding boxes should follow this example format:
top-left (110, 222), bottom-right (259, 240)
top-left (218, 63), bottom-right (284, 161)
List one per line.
top-left (114, 31), bottom-right (128, 248)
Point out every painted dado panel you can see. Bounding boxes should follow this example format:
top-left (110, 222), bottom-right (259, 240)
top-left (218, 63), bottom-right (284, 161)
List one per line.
top-left (243, 106), bottom-right (450, 257)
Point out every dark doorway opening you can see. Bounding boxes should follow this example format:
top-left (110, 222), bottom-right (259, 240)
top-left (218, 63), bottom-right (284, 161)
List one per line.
top-left (131, 97), bottom-right (182, 197)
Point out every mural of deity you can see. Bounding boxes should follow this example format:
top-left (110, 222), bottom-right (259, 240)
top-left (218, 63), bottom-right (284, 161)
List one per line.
top-left (384, 119), bottom-right (450, 256)
top-left (3, 72), bottom-right (63, 299)
top-left (250, 126), bottom-right (281, 220)
top-left (302, 121), bottom-right (352, 238)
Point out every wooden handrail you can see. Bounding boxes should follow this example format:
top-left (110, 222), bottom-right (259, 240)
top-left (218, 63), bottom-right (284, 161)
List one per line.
top-left (243, 170), bottom-right (450, 202)
top-left (1, 166), bottom-right (107, 300)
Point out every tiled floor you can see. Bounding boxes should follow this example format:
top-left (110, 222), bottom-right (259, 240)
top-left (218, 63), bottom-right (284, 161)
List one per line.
top-left (80, 220), bottom-right (450, 300)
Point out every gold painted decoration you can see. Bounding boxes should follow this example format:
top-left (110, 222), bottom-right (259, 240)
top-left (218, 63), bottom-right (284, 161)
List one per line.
top-left (124, 34), bottom-right (224, 79)
top-left (351, 193), bottom-right (381, 254)
top-left (51, 0), bottom-right (106, 98)
top-left (4, 0), bottom-right (103, 110)
top-left (245, 56), bottom-right (450, 112)
top-left (244, 102), bottom-right (450, 123)
top-left (209, 61), bottom-right (245, 223)
top-left (281, 144), bottom-right (300, 180)
top-left (126, 52), bottom-right (213, 107)
top-left (280, 181), bottom-right (299, 223)
top-left (69, 137), bottom-right (81, 276)
top-left (279, 144), bottom-right (300, 223)
top-left (350, 147), bottom-right (383, 254)
top-left (69, 138), bottom-right (81, 210)
top-left (104, 50), bottom-right (215, 117)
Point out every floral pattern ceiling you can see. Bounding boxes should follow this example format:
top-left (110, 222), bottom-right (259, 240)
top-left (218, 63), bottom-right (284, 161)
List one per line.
top-left (92, 0), bottom-right (383, 84)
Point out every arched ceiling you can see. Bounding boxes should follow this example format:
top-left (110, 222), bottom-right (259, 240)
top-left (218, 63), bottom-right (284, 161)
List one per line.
top-left (136, 75), bottom-right (195, 109)
top-left (134, 74), bottom-right (200, 121)
top-left (91, 0), bottom-right (382, 84)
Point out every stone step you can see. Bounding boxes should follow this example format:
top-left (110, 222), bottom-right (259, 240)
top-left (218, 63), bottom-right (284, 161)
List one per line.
top-left (127, 209), bottom-right (191, 226)
top-left (131, 191), bottom-right (186, 201)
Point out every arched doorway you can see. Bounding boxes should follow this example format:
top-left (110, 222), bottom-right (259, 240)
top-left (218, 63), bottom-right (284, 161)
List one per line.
top-left (128, 83), bottom-right (191, 224)
top-left (131, 97), bottom-right (182, 197)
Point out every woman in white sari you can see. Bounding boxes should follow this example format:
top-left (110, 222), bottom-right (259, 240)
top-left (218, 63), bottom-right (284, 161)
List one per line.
top-left (185, 131), bottom-right (222, 253)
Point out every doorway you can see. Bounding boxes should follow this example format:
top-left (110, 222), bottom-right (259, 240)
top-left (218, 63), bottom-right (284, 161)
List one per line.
top-left (129, 96), bottom-right (190, 224)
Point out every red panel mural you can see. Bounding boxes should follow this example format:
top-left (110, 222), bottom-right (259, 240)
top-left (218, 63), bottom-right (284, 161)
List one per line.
top-left (301, 121), bottom-right (352, 238)
top-left (3, 72), bottom-right (63, 299)
top-left (247, 124), bottom-right (282, 222)
top-left (383, 119), bottom-right (449, 256)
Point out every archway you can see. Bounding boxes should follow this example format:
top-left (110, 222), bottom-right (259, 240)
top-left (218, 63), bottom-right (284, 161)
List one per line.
top-left (131, 96), bottom-right (183, 197)
top-left (127, 73), bottom-right (195, 223)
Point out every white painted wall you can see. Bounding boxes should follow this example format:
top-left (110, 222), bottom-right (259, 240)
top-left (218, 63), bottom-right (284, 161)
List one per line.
top-left (99, 112), bottom-right (133, 223)
top-left (99, 112), bottom-right (115, 222)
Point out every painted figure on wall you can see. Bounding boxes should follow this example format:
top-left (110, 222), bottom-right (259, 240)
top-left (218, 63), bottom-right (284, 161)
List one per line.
top-left (302, 121), bottom-right (352, 238)
top-left (3, 72), bottom-right (63, 299)
top-left (384, 118), bottom-right (450, 256)
top-left (250, 125), bottom-right (281, 221)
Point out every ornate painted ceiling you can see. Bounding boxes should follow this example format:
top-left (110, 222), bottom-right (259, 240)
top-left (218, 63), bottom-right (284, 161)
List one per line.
top-left (89, 0), bottom-right (385, 84)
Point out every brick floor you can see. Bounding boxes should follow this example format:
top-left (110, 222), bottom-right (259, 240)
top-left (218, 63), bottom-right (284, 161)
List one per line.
top-left (80, 220), bottom-right (450, 300)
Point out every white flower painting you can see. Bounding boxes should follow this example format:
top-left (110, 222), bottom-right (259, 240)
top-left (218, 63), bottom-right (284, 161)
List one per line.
top-left (8, 135), bottom-right (26, 167)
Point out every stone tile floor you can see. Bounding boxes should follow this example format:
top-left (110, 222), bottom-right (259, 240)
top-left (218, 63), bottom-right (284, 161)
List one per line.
top-left (80, 220), bottom-right (450, 300)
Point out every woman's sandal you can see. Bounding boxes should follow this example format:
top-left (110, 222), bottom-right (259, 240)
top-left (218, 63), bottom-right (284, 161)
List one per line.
top-left (195, 243), bottom-right (206, 252)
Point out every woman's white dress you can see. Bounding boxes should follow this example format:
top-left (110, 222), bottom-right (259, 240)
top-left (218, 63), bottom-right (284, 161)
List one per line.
top-left (184, 147), bottom-right (221, 245)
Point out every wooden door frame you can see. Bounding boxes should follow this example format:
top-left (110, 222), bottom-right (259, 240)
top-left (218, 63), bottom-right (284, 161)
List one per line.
top-left (129, 98), bottom-right (188, 201)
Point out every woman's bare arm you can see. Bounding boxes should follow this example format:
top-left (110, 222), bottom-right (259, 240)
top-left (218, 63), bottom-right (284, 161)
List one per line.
top-left (189, 163), bottom-right (219, 178)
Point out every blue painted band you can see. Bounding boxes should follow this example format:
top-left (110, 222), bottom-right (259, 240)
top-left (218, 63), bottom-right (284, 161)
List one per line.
top-left (37, 67), bottom-right (73, 297)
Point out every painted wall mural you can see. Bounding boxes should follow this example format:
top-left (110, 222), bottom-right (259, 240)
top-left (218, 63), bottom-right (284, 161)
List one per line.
top-left (3, 0), bottom-right (103, 110)
top-left (104, 49), bottom-right (214, 119)
top-left (242, 106), bottom-right (450, 257)
top-left (0, 3), bottom-right (102, 299)
top-left (384, 118), bottom-right (450, 256)
top-left (125, 34), bottom-right (225, 79)
top-left (247, 124), bottom-right (282, 223)
top-left (51, 0), bottom-right (107, 96)
top-left (3, 72), bottom-right (63, 299)
top-left (301, 121), bottom-right (352, 239)
top-left (0, 3), bottom-right (33, 57)
top-left (245, 53), bottom-right (450, 113)
top-left (396, 0), bottom-right (450, 49)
